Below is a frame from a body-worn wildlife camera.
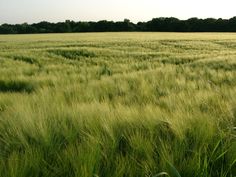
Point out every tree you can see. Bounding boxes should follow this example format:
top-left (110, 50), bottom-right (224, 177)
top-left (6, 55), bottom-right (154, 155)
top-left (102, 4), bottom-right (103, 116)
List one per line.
top-left (0, 17), bottom-right (235, 34)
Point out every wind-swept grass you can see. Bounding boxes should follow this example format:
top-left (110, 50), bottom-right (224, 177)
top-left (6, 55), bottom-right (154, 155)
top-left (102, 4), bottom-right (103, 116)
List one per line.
top-left (0, 33), bottom-right (235, 177)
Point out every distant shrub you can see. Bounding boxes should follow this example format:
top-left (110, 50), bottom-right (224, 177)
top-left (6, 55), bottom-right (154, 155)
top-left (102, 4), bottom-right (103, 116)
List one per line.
top-left (0, 80), bottom-right (36, 93)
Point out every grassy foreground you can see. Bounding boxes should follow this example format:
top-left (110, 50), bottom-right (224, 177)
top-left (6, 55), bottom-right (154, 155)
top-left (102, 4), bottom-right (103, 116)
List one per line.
top-left (0, 33), bottom-right (236, 177)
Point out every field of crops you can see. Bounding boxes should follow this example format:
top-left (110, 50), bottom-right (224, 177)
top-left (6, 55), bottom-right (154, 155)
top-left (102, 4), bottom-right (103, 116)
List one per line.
top-left (0, 33), bottom-right (236, 177)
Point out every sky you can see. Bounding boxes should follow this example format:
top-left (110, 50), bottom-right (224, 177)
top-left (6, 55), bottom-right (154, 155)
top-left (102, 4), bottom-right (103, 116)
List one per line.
top-left (0, 0), bottom-right (235, 24)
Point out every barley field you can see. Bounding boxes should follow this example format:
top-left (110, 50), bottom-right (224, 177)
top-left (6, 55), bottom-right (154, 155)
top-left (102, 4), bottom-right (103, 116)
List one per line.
top-left (0, 33), bottom-right (236, 177)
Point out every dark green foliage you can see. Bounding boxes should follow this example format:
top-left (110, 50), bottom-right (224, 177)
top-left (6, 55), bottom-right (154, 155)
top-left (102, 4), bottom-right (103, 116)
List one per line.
top-left (0, 17), bottom-right (236, 34)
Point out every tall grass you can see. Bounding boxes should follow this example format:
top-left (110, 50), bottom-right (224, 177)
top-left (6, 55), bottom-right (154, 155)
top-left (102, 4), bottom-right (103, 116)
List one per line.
top-left (0, 33), bottom-right (235, 177)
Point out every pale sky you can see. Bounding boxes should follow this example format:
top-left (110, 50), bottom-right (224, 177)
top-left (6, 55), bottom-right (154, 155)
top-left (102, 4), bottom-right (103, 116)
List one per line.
top-left (0, 0), bottom-right (235, 24)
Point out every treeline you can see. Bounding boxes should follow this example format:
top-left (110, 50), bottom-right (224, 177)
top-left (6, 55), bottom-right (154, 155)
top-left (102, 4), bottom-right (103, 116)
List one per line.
top-left (0, 17), bottom-right (236, 34)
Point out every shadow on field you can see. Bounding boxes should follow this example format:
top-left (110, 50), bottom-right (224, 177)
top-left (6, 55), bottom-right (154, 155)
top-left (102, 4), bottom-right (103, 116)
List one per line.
top-left (48, 49), bottom-right (96, 60)
top-left (11, 55), bottom-right (39, 65)
top-left (0, 80), bottom-right (37, 93)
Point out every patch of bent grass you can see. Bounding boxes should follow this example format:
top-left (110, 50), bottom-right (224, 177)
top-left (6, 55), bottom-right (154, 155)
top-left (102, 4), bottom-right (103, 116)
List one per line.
top-left (0, 80), bottom-right (37, 93)
top-left (48, 49), bottom-right (96, 60)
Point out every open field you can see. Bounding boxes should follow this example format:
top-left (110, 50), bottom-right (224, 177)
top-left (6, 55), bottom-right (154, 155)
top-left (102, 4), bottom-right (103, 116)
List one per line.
top-left (0, 32), bottom-right (236, 177)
